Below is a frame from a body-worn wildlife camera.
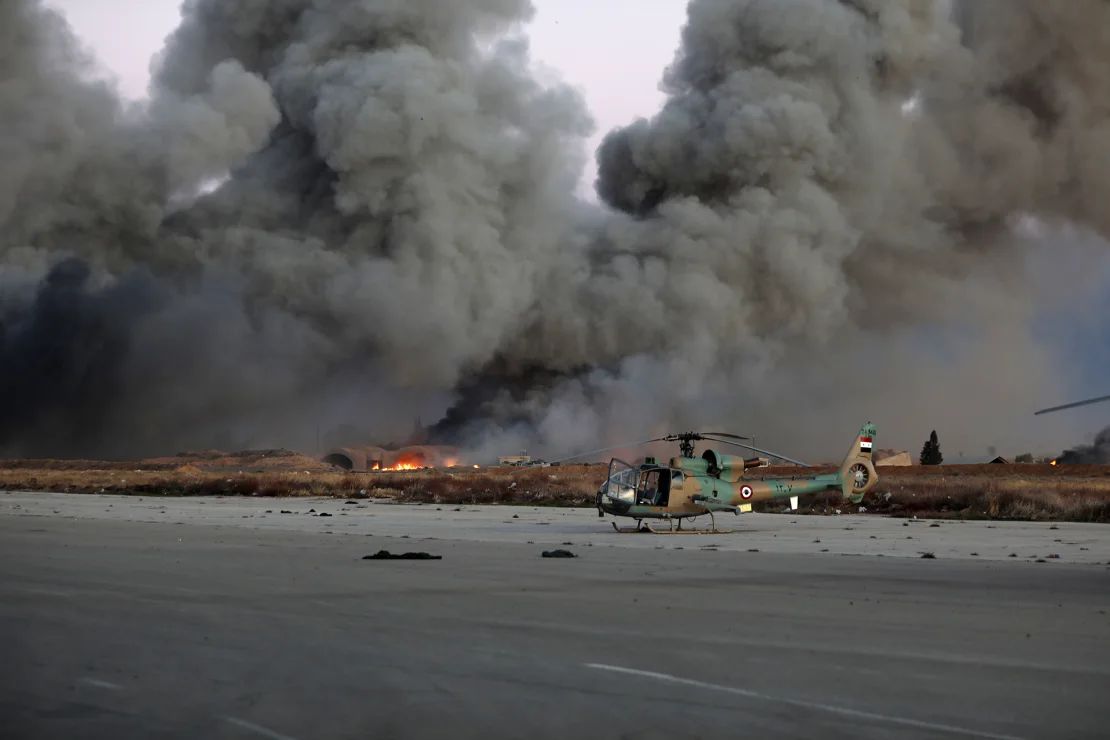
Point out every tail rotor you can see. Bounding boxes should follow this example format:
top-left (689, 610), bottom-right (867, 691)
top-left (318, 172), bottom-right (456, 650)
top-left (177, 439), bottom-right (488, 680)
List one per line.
top-left (839, 423), bottom-right (878, 504)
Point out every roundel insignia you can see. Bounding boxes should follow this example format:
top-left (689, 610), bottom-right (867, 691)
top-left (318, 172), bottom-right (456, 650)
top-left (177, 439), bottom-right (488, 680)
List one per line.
top-left (741, 486), bottom-right (753, 499)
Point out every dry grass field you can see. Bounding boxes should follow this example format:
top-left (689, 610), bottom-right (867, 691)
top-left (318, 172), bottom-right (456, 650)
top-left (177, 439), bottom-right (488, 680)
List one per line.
top-left (759, 464), bottom-right (1110, 522)
top-left (0, 451), bottom-right (600, 506)
top-left (2, 451), bottom-right (1109, 522)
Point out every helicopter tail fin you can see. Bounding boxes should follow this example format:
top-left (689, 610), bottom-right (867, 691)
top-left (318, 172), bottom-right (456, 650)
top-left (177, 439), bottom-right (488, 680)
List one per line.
top-left (838, 422), bottom-right (878, 504)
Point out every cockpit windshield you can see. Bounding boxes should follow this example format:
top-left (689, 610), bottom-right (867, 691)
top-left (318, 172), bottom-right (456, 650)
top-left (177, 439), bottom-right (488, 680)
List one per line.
top-left (601, 460), bottom-right (675, 508)
top-left (603, 459), bottom-right (638, 505)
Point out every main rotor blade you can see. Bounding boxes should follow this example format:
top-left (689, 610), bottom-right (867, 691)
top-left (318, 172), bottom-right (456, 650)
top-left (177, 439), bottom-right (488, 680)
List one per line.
top-left (701, 435), bottom-right (811, 467)
top-left (547, 438), bottom-right (668, 465)
top-left (1034, 394), bottom-right (1110, 416)
top-left (700, 432), bottom-right (751, 441)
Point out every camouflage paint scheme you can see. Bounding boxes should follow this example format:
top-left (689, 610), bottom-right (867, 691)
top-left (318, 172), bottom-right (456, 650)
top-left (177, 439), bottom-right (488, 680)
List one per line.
top-left (596, 424), bottom-right (878, 526)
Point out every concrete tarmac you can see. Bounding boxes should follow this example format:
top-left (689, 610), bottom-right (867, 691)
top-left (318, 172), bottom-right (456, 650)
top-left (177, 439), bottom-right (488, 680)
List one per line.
top-left (1, 491), bottom-right (1109, 739)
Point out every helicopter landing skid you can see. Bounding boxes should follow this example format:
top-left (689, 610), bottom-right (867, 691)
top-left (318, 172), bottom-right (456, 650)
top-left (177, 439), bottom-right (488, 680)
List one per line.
top-left (611, 513), bottom-right (732, 535)
top-left (611, 520), bottom-right (653, 534)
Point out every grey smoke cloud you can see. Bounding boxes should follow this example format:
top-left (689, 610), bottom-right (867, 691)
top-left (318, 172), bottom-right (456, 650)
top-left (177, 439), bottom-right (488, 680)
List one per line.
top-left (2, 0), bottom-right (1108, 460)
top-left (516, 0), bottom-right (1110, 458)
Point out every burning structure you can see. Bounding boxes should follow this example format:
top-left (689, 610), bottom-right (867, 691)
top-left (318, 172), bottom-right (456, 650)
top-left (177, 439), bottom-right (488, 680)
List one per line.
top-left (323, 445), bottom-right (460, 472)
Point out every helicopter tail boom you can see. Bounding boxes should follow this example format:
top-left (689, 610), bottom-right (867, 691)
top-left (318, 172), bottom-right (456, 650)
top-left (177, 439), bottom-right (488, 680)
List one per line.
top-left (837, 422), bottom-right (879, 504)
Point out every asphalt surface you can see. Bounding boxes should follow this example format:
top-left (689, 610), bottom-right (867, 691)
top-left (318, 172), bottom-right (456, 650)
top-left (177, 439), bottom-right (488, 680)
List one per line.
top-left (2, 492), bottom-right (1109, 739)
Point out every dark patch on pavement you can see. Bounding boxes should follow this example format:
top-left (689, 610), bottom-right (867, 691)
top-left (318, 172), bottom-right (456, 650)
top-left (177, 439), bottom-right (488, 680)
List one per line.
top-left (362, 551), bottom-right (442, 560)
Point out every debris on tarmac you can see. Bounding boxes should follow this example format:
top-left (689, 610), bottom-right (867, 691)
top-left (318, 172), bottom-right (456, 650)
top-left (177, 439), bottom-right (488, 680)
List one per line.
top-left (362, 551), bottom-right (442, 560)
top-left (542, 550), bottom-right (576, 558)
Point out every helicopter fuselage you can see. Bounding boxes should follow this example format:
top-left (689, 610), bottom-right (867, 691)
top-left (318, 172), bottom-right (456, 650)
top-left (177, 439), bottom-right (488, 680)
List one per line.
top-left (595, 424), bottom-right (878, 525)
top-left (595, 459), bottom-right (841, 519)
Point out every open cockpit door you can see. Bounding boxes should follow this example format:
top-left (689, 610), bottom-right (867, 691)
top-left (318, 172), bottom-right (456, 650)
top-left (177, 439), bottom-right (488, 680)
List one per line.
top-left (597, 458), bottom-right (638, 515)
top-left (636, 467), bottom-right (671, 506)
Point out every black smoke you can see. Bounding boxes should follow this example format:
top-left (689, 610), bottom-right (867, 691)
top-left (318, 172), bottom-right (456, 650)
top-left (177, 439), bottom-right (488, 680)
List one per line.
top-left (0, 259), bottom-right (164, 457)
top-left (1058, 428), bottom-right (1110, 465)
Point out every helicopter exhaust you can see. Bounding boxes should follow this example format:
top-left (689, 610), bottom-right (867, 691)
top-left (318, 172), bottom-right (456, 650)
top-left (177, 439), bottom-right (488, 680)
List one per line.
top-left (743, 457), bottom-right (769, 471)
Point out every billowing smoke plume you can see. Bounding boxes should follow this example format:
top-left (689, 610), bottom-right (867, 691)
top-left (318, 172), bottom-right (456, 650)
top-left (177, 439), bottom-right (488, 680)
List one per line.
top-left (443, 0), bottom-right (1110, 459)
top-left (2, 0), bottom-right (587, 456)
top-left (2, 0), bottom-right (1108, 460)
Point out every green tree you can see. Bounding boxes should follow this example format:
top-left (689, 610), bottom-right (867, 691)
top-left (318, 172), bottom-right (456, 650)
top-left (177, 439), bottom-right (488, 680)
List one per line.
top-left (920, 430), bottom-right (943, 465)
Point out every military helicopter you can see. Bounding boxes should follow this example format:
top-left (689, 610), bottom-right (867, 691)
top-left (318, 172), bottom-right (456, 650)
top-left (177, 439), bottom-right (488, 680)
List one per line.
top-left (560, 423), bottom-right (879, 533)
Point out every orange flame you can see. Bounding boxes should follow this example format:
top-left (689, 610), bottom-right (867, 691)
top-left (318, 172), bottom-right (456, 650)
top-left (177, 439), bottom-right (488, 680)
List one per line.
top-left (365, 451), bottom-right (467, 472)
top-left (378, 454), bottom-right (425, 472)
top-left (387, 462), bottom-right (421, 471)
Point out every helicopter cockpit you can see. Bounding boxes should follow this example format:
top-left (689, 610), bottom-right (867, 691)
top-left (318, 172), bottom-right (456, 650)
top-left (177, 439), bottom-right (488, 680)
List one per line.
top-left (636, 467), bottom-right (670, 506)
top-left (598, 459), bottom-right (676, 514)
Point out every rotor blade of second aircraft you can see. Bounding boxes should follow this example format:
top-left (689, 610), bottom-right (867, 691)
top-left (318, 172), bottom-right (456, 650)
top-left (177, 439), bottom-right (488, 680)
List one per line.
top-left (1034, 394), bottom-right (1110, 416)
top-left (546, 438), bottom-right (668, 465)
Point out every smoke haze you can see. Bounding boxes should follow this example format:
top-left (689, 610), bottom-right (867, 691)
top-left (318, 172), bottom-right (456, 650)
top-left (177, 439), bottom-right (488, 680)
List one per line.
top-left (2, 0), bottom-right (1108, 460)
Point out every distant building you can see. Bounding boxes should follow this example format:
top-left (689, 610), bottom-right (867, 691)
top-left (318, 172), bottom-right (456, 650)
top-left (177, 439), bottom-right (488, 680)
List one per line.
top-left (988, 456), bottom-right (1010, 464)
top-left (874, 449), bottom-right (913, 467)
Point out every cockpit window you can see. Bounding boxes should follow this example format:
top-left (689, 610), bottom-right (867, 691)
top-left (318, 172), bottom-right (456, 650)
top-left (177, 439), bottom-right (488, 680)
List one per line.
top-left (603, 459), bottom-right (637, 505)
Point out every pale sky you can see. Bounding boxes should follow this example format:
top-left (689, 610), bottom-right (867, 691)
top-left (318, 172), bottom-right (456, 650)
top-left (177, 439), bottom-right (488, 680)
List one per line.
top-left (48, 0), bottom-right (688, 194)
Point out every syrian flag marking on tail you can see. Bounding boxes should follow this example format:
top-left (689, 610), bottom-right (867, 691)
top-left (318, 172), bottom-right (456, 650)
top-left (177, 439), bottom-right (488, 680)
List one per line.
top-left (860, 436), bottom-right (873, 452)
